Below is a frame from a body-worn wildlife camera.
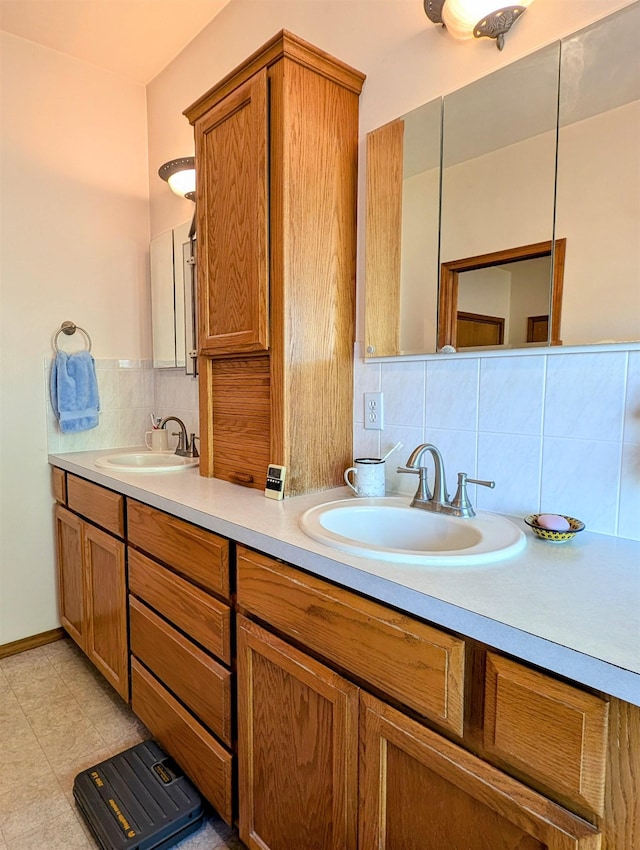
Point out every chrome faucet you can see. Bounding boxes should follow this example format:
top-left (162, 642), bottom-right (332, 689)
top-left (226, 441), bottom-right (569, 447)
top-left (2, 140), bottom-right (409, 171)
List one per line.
top-left (159, 416), bottom-right (199, 458)
top-left (398, 443), bottom-right (494, 517)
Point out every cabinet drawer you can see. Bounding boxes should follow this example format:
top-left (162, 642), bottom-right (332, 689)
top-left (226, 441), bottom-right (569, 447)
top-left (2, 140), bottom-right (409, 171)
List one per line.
top-left (52, 467), bottom-right (66, 503)
top-left (130, 596), bottom-right (232, 746)
top-left (237, 547), bottom-right (465, 736)
top-left (128, 500), bottom-right (230, 598)
top-left (67, 474), bottom-right (124, 538)
top-left (129, 549), bottom-right (231, 665)
top-left (131, 658), bottom-right (233, 825)
top-left (484, 652), bottom-right (609, 814)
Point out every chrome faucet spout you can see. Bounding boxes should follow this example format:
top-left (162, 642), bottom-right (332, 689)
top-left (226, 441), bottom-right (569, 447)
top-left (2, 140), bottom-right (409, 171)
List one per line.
top-left (404, 443), bottom-right (448, 510)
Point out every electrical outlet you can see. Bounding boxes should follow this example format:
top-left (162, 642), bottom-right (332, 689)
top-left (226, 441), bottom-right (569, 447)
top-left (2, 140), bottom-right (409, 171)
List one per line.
top-left (364, 392), bottom-right (384, 430)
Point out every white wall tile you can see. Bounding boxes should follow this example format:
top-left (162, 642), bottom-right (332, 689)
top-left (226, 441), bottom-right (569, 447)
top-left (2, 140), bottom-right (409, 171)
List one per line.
top-left (618, 442), bottom-right (640, 540)
top-left (541, 436), bottom-right (621, 534)
top-left (477, 432), bottom-right (542, 516)
top-left (544, 352), bottom-right (626, 441)
top-left (352, 423), bottom-right (381, 462)
top-left (623, 351), bottom-right (640, 443)
top-left (425, 358), bottom-right (479, 431)
top-left (380, 361), bottom-right (425, 428)
top-left (479, 356), bottom-right (545, 435)
top-left (378, 424), bottom-right (423, 495)
top-left (423, 427), bottom-right (478, 489)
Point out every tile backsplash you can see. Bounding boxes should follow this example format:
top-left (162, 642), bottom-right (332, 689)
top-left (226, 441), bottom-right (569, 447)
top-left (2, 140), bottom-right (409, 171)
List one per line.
top-left (354, 347), bottom-right (640, 541)
top-left (46, 348), bottom-right (638, 541)
top-left (45, 359), bottom-right (198, 454)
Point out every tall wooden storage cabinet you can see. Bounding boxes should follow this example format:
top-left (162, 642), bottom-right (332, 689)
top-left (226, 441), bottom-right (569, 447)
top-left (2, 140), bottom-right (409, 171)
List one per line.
top-left (185, 31), bottom-right (365, 496)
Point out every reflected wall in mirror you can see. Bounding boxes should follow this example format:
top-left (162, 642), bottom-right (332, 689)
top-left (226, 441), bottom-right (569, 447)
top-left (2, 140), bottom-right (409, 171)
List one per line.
top-left (555, 1), bottom-right (640, 345)
top-left (364, 2), bottom-right (640, 358)
top-left (150, 220), bottom-right (193, 369)
top-left (438, 240), bottom-right (565, 350)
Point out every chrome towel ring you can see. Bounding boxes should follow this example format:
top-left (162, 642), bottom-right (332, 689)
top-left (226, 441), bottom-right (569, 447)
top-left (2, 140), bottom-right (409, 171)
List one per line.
top-left (54, 321), bottom-right (92, 353)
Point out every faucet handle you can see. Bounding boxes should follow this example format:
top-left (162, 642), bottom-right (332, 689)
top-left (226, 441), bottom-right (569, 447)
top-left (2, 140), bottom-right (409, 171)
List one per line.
top-left (450, 472), bottom-right (495, 518)
top-left (171, 430), bottom-right (187, 451)
top-left (188, 433), bottom-right (200, 458)
top-left (397, 465), bottom-right (431, 502)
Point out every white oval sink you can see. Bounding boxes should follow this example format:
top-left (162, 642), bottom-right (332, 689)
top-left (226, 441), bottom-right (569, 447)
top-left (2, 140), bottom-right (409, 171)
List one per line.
top-left (95, 451), bottom-right (198, 472)
top-left (299, 497), bottom-right (526, 566)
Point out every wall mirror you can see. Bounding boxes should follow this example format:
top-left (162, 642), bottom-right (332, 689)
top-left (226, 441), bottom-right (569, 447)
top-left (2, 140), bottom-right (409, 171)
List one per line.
top-left (150, 219), bottom-right (197, 373)
top-left (365, 2), bottom-right (640, 357)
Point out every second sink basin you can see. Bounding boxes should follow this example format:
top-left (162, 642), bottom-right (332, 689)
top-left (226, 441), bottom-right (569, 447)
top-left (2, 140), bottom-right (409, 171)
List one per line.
top-left (300, 497), bottom-right (526, 566)
top-left (95, 452), bottom-right (198, 472)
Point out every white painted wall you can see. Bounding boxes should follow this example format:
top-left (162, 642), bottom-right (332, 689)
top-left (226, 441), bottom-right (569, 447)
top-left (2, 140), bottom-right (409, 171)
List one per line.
top-left (0, 33), bottom-right (150, 643)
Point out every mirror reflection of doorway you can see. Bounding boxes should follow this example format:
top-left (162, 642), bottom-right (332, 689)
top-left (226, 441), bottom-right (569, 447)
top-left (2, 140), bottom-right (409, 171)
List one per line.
top-left (456, 312), bottom-right (505, 347)
top-left (438, 239), bottom-right (565, 350)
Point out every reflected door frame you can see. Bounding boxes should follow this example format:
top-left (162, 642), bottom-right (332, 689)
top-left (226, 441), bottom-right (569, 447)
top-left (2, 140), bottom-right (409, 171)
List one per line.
top-left (438, 239), bottom-right (565, 350)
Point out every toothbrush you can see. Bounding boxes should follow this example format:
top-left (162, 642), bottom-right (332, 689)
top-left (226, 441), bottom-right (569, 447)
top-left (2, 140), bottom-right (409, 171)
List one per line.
top-left (380, 441), bottom-right (403, 462)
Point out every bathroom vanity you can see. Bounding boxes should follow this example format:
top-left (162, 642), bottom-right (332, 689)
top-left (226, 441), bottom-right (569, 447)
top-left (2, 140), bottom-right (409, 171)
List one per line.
top-left (49, 450), bottom-right (640, 850)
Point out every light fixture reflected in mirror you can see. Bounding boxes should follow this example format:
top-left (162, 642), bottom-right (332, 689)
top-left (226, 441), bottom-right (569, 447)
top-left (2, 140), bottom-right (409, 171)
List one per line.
top-left (424, 0), bottom-right (534, 49)
top-left (158, 156), bottom-right (196, 201)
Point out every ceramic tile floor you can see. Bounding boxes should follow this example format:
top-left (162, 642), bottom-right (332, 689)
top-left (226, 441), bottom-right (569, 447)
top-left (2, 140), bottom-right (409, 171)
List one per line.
top-left (0, 639), bottom-right (244, 850)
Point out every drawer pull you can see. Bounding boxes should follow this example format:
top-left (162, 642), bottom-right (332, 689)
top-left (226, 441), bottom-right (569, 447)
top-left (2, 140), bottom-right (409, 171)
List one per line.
top-left (230, 472), bottom-right (254, 485)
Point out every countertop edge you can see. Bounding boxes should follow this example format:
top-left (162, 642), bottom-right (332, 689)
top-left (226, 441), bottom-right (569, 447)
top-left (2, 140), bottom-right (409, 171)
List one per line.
top-left (49, 452), bottom-right (640, 707)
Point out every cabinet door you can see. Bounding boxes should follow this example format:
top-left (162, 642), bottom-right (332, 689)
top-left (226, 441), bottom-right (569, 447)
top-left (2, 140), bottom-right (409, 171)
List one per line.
top-left (55, 505), bottom-right (87, 651)
top-left (195, 69), bottom-right (269, 355)
top-left (360, 692), bottom-right (601, 850)
top-left (237, 615), bottom-right (358, 850)
top-left (84, 524), bottom-right (128, 700)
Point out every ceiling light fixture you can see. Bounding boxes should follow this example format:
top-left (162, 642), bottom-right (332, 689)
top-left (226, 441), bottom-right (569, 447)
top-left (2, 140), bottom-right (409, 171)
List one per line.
top-left (424, 0), bottom-right (534, 50)
top-left (158, 156), bottom-right (196, 201)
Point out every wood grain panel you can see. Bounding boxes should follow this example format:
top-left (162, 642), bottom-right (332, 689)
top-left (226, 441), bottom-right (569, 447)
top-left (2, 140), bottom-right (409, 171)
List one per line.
top-left (196, 69), bottom-right (268, 356)
top-left (129, 549), bottom-right (231, 665)
top-left (484, 652), bottom-right (609, 814)
top-left (269, 59), bottom-right (357, 496)
top-left (127, 500), bottom-right (230, 598)
top-left (84, 524), bottom-right (128, 700)
top-left (184, 30), bottom-right (365, 124)
top-left (54, 505), bottom-right (86, 651)
top-left (237, 615), bottom-right (358, 850)
top-left (130, 596), bottom-right (232, 746)
top-left (365, 119), bottom-right (404, 358)
top-left (601, 699), bottom-right (640, 850)
top-left (131, 658), bottom-right (233, 825)
top-left (52, 467), bottom-right (66, 504)
top-left (237, 547), bottom-right (465, 735)
top-left (360, 692), bottom-right (601, 850)
top-left (209, 355), bottom-right (270, 489)
top-left (67, 474), bottom-right (124, 538)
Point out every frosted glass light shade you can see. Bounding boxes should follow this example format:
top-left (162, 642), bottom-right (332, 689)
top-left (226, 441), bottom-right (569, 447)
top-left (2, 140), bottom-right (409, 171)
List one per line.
top-left (158, 156), bottom-right (196, 201)
top-left (443, 0), bottom-right (533, 41)
top-left (167, 168), bottom-right (196, 198)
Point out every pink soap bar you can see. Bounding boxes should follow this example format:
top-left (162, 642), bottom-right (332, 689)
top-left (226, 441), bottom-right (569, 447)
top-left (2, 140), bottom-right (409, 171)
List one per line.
top-left (537, 513), bottom-right (571, 531)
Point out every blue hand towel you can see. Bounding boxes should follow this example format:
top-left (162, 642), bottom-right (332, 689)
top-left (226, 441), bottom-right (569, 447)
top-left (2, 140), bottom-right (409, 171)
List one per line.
top-left (51, 351), bottom-right (100, 433)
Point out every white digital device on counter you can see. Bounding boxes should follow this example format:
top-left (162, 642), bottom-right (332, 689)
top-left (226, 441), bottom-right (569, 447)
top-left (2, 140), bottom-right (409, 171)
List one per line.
top-left (265, 464), bottom-right (286, 500)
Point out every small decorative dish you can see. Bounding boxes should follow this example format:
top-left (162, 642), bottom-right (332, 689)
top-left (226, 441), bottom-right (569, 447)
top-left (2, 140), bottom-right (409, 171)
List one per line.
top-left (524, 514), bottom-right (585, 543)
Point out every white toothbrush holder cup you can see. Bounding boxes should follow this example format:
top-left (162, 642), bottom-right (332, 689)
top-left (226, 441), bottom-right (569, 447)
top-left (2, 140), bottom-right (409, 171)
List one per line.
top-left (344, 458), bottom-right (386, 498)
top-left (145, 429), bottom-right (170, 452)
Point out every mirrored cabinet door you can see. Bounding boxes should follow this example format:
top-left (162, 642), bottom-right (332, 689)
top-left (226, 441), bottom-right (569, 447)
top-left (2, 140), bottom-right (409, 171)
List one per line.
top-left (150, 219), bottom-right (195, 371)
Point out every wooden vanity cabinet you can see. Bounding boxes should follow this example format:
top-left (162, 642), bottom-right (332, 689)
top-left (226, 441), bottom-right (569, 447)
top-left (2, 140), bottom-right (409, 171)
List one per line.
top-left (234, 548), bottom-right (640, 850)
top-left (127, 500), bottom-right (234, 825)
top-left (237, 615), bottom-right (359, 850)
top-left (185, 31), bottom-right (365, 495)
top-left (359, 693), bottom-right (601, 850)
top-left (54, 476), bottom-right (128, 700)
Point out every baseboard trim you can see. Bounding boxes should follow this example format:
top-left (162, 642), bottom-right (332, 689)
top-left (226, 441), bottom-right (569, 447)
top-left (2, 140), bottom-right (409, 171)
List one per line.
top-left (0, 627), bottom-right (66, 659)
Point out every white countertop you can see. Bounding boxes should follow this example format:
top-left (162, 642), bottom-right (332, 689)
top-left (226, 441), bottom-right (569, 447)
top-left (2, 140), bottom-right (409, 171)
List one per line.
top-left (50, 448), bottom-right (640, 706)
